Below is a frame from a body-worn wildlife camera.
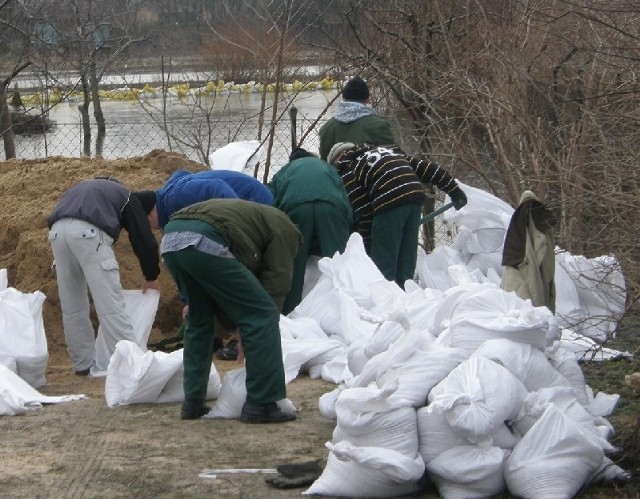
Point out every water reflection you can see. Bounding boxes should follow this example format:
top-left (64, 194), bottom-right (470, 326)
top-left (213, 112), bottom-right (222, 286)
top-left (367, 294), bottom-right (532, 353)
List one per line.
top-left (5, 90), bottom-right (336, 170)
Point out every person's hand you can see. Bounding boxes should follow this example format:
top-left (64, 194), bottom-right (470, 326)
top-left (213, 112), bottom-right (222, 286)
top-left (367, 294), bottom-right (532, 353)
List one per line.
top-left (142, 279), bottom-right (160, 293)
top-left (182, 305), bottom-right (189, 319)
top-left (449, 187), bottom-right (468, 210)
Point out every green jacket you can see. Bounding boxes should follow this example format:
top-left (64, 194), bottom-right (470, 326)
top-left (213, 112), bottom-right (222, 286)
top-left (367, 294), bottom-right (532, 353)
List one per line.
top-left (268, 156), bottom-right (353, 224)
top-left (169, 199), bottom-right (303, 311)
top-left (319, 112), bottom-right (395, 160)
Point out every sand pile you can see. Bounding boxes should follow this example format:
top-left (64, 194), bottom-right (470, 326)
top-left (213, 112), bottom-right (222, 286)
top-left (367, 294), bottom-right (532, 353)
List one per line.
top-left (0, 150), bottom-right (208, 366)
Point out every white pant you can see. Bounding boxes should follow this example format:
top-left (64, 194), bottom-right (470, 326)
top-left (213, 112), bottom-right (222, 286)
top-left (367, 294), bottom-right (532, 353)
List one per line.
top-left (48, 219), bottom-right (135, 371)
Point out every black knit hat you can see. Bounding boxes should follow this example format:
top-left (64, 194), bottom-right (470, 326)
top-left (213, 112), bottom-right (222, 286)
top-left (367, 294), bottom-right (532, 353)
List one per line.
top-left (132, 190), bottom-right (156, 214)
top-left (342, 76), bottom-right (370, 101)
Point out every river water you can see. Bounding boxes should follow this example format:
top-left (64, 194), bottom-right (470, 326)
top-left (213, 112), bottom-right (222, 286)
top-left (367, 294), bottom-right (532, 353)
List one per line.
top-left (4, 87), bottom-right (337, 171)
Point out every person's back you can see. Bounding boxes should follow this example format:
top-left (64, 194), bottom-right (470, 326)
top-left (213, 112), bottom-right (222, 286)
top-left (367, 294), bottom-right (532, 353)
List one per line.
top-left (319, 76), bottom-right (395, 160)
top-left (269, 156), bottom-right (352, 217)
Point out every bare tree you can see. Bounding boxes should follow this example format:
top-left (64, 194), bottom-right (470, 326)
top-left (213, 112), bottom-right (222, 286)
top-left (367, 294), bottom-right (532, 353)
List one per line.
top-left (36, 0), bottom-right (153, 156)
top-left (313, 0), bottom-right (640, 310)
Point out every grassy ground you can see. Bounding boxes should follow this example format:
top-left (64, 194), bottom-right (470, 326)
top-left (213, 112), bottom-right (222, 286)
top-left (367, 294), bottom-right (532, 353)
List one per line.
top-left (579, 311), bottom-right (640, 498)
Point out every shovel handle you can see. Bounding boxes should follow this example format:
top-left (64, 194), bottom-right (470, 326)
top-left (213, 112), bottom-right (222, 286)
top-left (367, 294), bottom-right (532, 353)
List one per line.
top-left (420, 202), bottom-right (455, 224)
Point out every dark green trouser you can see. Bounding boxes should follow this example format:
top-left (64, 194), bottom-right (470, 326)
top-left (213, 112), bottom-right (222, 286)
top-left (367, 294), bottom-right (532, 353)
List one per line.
top-left (282, 201), bottom-right (350, 315)
top-left (163, 248), bottom-right (286, 405)
top-left (370, 204), bottom-right (422, 288)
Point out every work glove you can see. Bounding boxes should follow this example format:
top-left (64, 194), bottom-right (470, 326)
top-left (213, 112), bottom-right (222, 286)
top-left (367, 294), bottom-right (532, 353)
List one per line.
top-left (264, 460), bottom-right (322, 489)
top-left (448, 186), bottom-right (468, 210)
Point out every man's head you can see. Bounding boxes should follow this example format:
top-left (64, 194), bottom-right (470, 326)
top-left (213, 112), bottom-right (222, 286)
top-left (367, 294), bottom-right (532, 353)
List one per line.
top-left (327, 142), bottom-right (356, 166)
top-left (132, 190), bottom-right (159, 229)
top-left (342, 76), bottom-right (370, 102)
top-left (289, 147), bottom-right (317, 161)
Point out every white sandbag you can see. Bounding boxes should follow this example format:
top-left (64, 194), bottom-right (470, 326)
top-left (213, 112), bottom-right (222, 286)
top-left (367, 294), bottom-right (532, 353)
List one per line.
top-left (205, 367), bottom-right (295, 419)
top-left (93, 289), bottom-right (159, 376)
top-left (0, 268), bottom-right (7, 290)
top-left (442, 287), bottom-right (559, 355)
top-left (505, 405), bottom-right (605, 499)
top-left (332, 381), bottom-right (418, 456)
top-left (512, 387), bottom-right (613, 453)
top-left (471, 338), bottom-right (572, 392)
top-left (0, 287), bottom-right (48, 388)
top-left (589, 390), bottom-right (620, 418)
top-left (208, 139), bottom-right (263, 173)
top-left (426, 444), bottom-right (510, 499)
top-left (430, 282), bottom-right (498, 336)
top-left (303, 440), bottom-right (424, 498)
top-left (428, 357), bottom-right (528, 443)
top-left (279, 315), bottom-right (345, 383)
top-left (0, 364), bottom-right (86, 416)
top-left (417, 405), bottom-right (472, 464)
top-left (105, 341), bottom-right (221, 406)
top-left (416, 245), bottom-right (466, 291)
top-left (546, 347), bottom-right (591, 408)
top-left (318, 386), bottom-right (343, 421)
top-left (558, 328), bottom-right (632, 361)
top-left (555, 252), bottom-right (626, 341)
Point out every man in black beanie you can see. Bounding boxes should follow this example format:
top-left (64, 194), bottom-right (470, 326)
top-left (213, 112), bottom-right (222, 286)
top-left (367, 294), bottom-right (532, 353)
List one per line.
top-left (318, 76), bottom-right (395, 161)
top-left (47, 177), bottom-right (160, 376)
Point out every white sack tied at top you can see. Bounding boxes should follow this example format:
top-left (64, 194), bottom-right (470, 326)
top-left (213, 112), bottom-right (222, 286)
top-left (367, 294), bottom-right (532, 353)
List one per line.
top-left (332, 380), bottom-right (419, 457)
top-left (105, 340), bottom-right (221, 406)
top-left (0, 285), bottom-right (48, 388)
top-left (204, 367), bottom-right (296, 420)
top-left (428, 356), bottom-right (528, 444)
top-left (207, 140), bottom-right (263, 173)
top-left (435, 286), bottom-right (559, 355)
top-left (303, 440), bottom-right (424, 498)
top-left (0, 364), bottom-right (87, 416)
top-left (505, 404), bottom-right (605, 499)
top-left (93, 289), bottom-right (160, 376)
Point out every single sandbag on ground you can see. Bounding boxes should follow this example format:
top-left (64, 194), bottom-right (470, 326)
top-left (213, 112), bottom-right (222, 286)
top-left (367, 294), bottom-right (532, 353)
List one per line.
top-left (0, 364), bottom-right (86, 416)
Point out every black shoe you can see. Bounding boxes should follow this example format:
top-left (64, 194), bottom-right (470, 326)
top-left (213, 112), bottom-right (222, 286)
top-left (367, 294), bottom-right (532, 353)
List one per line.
top-left (240, 402), bottom-right (296, 424)
top-left (75, 367), bottom-right (91, 376)
top-left (181, 399), bottom-right (211, 420)
top-left (215, 339), bottom-right (239, 361)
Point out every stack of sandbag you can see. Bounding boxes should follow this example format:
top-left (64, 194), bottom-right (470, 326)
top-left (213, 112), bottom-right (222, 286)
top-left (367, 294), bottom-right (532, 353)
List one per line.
top-left (0, 268), bottom-right (49, 388)
top-left (287, 231), bottom-right (626, 497)
top-left (305, 381), bottom-right (425, 497)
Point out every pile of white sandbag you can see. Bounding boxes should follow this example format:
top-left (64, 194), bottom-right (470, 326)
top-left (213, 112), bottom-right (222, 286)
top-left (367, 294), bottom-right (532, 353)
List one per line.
top-left (278, 182), bottom-right (630, 497)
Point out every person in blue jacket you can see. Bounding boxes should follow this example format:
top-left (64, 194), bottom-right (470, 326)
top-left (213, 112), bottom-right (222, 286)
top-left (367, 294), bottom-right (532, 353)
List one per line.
top-left (148, 169), bottom-right (273, 231)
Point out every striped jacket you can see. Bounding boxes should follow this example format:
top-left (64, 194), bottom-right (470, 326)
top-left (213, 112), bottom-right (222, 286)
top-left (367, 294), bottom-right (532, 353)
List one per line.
top-left (335, 144), bottom-right (460, 248)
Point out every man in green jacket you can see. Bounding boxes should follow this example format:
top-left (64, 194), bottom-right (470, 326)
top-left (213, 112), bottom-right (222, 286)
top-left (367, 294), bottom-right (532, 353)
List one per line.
top-left (318, 76), bottom-right (395, 161)
top-left (268, 148), bottom-right (354, 314)
top-left (161, 199), bottom-right (302, 423)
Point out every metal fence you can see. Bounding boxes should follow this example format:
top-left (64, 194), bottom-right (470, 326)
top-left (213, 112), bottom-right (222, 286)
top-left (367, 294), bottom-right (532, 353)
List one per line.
top-left (2, 114), bottom-right (323, 176)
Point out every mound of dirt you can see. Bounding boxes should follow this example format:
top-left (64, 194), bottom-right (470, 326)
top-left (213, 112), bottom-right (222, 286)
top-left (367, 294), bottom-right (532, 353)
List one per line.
top-left (0, 150), bottom-right (208, 366)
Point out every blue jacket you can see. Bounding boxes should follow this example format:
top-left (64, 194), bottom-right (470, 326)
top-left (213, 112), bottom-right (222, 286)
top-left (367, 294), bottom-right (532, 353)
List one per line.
top-left (155, 170), bottom-right (274, 229)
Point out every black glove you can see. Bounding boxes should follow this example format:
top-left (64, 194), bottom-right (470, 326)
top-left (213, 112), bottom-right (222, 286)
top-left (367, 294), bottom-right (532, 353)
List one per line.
top-left (265, 460), bottom-right (322, 489)
top-left (448, 186), bottom-right (468, 210)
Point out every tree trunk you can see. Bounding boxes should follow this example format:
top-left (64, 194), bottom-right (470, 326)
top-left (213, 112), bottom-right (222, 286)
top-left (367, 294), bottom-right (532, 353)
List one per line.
top-left (89, 61), bottom-right (106, 136)
top-left (0, 82), bottom-right (17, 159)
top-left (78, 73), bottom-right (92, 156)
